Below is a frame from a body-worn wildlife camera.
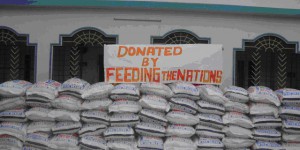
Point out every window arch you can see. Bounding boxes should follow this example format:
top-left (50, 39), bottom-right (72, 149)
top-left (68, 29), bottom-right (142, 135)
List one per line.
top-left (234, 33), bottom-right (299, 89)
top-left (50, 27), bottom-right (118, 83)
top-left (0, 26), bottom-right (36, 83)
top-left (151, 29), bottom-right (210, 44)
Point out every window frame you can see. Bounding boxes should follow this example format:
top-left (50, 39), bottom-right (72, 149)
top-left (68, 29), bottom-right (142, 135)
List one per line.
top-left (49, 27), bottom-right (119, 81)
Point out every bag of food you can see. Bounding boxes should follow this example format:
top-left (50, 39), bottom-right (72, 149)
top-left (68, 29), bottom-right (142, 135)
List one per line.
top-left (195, 137), bottom-right (224, 150)
top-left (166, 111), bottom-right (199, 126)
top-left (280, 105), bottom-right (300, 120)
top-left (52, 121), bottom-right (82, 134)
top-left (168, 82), bottom-right (200, 100)
top-left (26, 80), bottom-right (61, 100)
top-left (137, 136), bottom-right (163, 150)
top-left (198, 85), bottom-right (229, 104)
top-left (109, 100), bottom-right (142, 113)
top-left (27, 121), bottom-right (55, 133)
top-left (252, 141), bottom-right (282, 150)
top-left (0, 135), bottom-right (23, 150)
top-left (49, 134), bottom-right (79, 150)
top-left (250, 103), bottom-right (278, 118)
top-left (135, 122), bottom-right (165, 137)
top-left (48, 109), bottom-right (80, 122)
top-left (196, 124), bottom-right (224, 139)
top-left (81, 82), bottom-right (114, 100)
top-left (0, 122), bottom-right (27, 141)
top-left (248, 86), bottom-right (280, 106)
top-left (107, 139), bottom-right (138, 150)
top-left (59, 77), bottom-right (90, 98)
top-left (222, 125), bottom-right (252, 139)
top-left (0, 97), bottom-right (26, 112)
top-left (110, 84), bottom-right (140, 100)
top-left (224, 86), bottom-right (249, 103)
top-left (282, 133), bottom-right (300, 142)
top-left (25, 132), bottom-right (52, 149)
top-left (22, 145), bottom-right (43, 150)
top-left (78, 123), bottom-right (107, 137)
top-left (253, 128), bottom-right (281, 141)
top-left (164, 137), bottom-right (196, 150)
top-left (198, 113), bottom-right (224, 129)
top-left (225, 101), bottom-right (249, 114)
top-left (0, 108), bottom-right (27, 122)
top-left (282, 143), bottom-right (300, 150)
top-left (104, 127), bottom-right (134, 140)
top-left (25, 99), bottom-right (51, 108)
top-left (25, 107), bottom-right (54, 121)
top-left (166, 124), bottom-right (195, 138)
top-left (51, 95), bottom-right (82, 111)
top-left (252, 115), bottom-right (282, 128)
top-left (197, 100), bottom-right (225, 115)
top-left (222, 137), bottom-right (255, 149)
top-left (81, 110), bottom-right (110, 125)
top-left (169, 98), bottom-right (199, 114)
top-left (110, 113), bottom-right (139, 127)
top-left (81, 98), bottom-right (112, 110)
top-left (223, 112), bottom-right (253, 129)
top-left (140, 82), bottom-right (173, 98)
top-left (139, 109), bottom-right (168, 126)
top-left (79, 136), bottom-right (108, 150)
top-left (0, 80), bottom-right (32, 97)
top-left (283, 119), bottom-right (300, 134)
top-left (276, 88), bottom-right (300, 106)
top-left (139, 95), bottom-right (170, 112)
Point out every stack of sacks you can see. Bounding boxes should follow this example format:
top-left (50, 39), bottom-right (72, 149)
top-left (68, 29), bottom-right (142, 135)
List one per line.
top-left (24, 80), bottom-right (62, 149)
top-left (222, 85), bottom-right (255, 149)
top-left (276, 88), bottom-right (300, 150)
top-left (248, 86), bottom-right (282, 150)
top-left (0, 80), bottom-right (32, 149)
top-left (134, 82), bottom-right (171, 150)
top-left (195, 85), bottom-right (227, 150)
top-left (165, 82), bottom-right (199, 150)
top-left (79, 82), bottom-right (114, 150)
top-left (49, 77), bottom-right (90, 150)
top-left (105, 83), bottom-right (141, 150)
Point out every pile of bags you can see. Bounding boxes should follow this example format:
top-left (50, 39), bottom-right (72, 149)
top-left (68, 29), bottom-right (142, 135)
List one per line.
top-left (248, 86), bottom-right (283, 150)
top-left (0, 77), bottom-right (300, 150)
top-left (277, 88), bottom-right (300, 149)
top-left (222, 86), bottom-right (255, 150)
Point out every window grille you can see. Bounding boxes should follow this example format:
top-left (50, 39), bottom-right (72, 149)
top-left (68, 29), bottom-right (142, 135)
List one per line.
top-left (152, 30), bottom-right (210, 44)
top-left (235, 34), bottom-right (299, 90)
top-left (51, 28), bottom-right (117, 83)
top-left (0, 27), bottom-right (36, 83)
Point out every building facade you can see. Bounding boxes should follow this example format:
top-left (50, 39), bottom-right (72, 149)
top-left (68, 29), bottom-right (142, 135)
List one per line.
top-left (0, 0), bottom-right (300, 89)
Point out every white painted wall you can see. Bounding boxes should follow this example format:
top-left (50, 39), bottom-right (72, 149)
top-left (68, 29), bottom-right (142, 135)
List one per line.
top-left (124, 0), bottom-right (300, 9)
top-left (0, 6), bottom-right (300, 86)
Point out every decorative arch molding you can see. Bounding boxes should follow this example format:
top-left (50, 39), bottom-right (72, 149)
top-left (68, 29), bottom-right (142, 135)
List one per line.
top-left (151, 29), bottom-right (211, 44)
top-left (50, 27), bottom-right (118, 83)
top-left (233, 33), bottom-right (299, 89)
top-left (0, 26), bottom-right (37, 82)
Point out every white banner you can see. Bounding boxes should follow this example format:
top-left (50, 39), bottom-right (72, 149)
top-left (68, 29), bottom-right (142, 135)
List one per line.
top-left (104, 44), bottom-right (223, 84)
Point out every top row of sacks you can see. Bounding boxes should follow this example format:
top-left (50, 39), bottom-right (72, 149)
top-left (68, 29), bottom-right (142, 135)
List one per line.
top-left (0, 77), bottom-right (299, 106)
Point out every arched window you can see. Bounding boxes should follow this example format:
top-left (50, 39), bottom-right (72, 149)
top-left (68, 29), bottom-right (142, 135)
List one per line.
top-left (51, 28), bottom-right (117, 83)
top-left (0, 27), bottom-right (36, 83)
top-left (151, 30), bottom-right (210, 44)
top-left (234, 34), bottom-right (299, 89)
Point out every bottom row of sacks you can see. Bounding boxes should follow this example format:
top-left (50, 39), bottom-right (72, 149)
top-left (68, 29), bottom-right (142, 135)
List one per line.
top-left (1, 132), bottom-right (294, 150)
